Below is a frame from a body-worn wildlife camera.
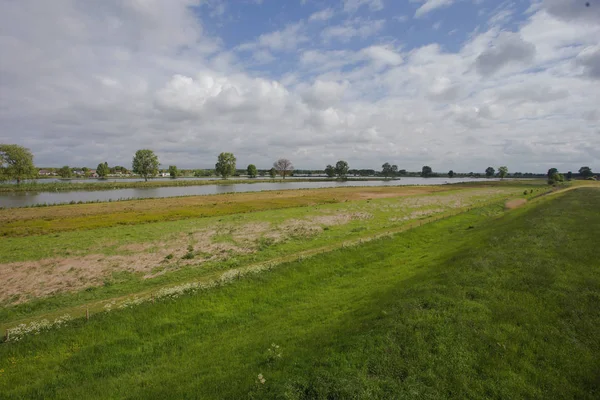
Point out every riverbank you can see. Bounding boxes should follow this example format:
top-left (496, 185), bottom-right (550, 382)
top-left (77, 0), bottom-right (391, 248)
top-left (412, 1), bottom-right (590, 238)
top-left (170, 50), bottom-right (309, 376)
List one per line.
top-left (0, 177), bottom-right (400, 193)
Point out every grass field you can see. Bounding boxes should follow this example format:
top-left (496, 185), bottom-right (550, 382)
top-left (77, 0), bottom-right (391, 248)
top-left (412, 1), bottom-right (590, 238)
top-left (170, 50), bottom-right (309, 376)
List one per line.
top-left (1, 185), bottom-right (529, 326)
top-left (1, 183), bottom-right (598, 398)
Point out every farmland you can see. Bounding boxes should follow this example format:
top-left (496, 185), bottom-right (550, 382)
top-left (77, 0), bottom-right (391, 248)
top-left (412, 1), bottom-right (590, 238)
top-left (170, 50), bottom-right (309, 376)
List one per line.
top-left (1, 181), bottom-right (599, 399)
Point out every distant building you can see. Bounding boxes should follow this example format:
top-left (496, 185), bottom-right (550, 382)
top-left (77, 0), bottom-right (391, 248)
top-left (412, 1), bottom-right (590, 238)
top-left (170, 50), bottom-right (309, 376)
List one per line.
top-left (38, 169), bottom-right (52, 176)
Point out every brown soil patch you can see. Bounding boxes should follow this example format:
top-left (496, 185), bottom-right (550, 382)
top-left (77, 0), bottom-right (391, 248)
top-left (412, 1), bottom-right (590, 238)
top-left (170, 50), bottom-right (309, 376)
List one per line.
top-left (278, 219), bottom-right (323, 237)
top-left (117, 243), bottom-right (150, 252)
top-left (0, 228), bottom-right (253, 305)
top-left (505, 198), bottom-right (527, 209)
top-left (230, 221), bottom-right (272, 243)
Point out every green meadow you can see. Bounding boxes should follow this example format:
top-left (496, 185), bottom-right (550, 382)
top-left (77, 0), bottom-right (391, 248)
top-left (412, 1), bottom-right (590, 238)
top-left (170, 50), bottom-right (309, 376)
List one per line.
top-left (0, 183), bottom-right (598, 399)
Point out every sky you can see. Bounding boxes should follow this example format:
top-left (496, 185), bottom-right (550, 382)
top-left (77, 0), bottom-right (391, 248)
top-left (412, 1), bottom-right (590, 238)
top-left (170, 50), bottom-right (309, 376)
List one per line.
top-left (0, 0), bottom-right (599, 173)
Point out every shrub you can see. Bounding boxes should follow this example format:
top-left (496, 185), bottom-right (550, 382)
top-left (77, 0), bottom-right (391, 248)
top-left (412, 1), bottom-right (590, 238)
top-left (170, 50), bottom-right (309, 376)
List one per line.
top-left (182, 252), bottom-right (195, 260)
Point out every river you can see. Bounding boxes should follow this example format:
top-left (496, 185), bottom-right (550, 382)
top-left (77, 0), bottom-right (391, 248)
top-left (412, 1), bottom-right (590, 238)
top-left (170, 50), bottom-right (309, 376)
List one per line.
top-left (0, 177), bottom-right (492, 208)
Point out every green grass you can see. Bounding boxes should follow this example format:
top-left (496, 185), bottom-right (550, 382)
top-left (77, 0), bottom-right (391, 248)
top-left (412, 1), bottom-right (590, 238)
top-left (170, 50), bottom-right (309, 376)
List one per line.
top-left (1, 188), bottom-right (598, 399)
top-left (0, 187), bottom-right (522, 325)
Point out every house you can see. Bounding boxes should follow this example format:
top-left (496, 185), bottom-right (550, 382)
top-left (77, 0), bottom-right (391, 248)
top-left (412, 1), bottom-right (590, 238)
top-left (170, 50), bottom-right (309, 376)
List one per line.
top-left (38, 169), bottom-right (52, 176)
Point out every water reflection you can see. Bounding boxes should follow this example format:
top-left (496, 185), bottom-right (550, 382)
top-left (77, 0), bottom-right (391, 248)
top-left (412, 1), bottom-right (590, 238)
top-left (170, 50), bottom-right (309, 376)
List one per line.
top-left (0, 178), bottom-right (492, 208)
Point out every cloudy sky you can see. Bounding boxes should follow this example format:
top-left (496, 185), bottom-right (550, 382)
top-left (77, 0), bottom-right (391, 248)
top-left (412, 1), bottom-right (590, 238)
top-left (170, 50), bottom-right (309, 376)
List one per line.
top-left (0, 0), bottom-right (598, 172)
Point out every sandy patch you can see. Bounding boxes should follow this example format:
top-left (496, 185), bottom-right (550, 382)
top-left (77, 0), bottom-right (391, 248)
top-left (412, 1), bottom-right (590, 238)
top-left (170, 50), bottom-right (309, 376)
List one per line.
top-left (505, 198), bottom-right (527, 209)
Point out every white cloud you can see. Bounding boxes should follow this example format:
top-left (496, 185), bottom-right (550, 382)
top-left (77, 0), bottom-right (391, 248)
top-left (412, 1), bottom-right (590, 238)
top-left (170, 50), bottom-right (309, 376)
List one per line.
top-left (343, 0), bottom-right (384, 13)
top-left (299, 80), bottom-right (349, 109)
top-left (361, 45), bottom-right (403, 66)
top-left (309, 8), bottom-right (335, 22)
top-left (321, 19), bottom-right (385, 42)
top-left (414, 0), bottom-right (455, 18)
top-left (575, 46), bottom-right (600, 79)
top-left (237, 22), bottom-right (308, 52)
top-left (475, 32), bottom-right (536, 76)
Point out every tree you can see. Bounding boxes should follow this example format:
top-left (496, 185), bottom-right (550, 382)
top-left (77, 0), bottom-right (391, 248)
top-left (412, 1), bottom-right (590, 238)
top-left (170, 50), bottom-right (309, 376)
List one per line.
top-left (547, 168), bottom-right (558, 178)
top-left (485, 167), bottom-right (495, 178)
top-left (548, 172), bottom-right (564, 185)
top-left (391, 165), bottom-right (398, 177)
top-left (247, 164), bottom-right (257, 178)
top-left (579, 166), bottom-right (593, 179)
top-left (335, 160), bottom-right (349, 178)
top-left (421, 166), bottom-right (433, 177)
top-left (448, 170), bottom-right (454, 178)
top-left (381, 163), bottom-right (393, 178)
top-left (273, 158), bottom-right (293, 179)
top-left (58, 165), bottom-right (72, 178)
top-left (168, 165), bottom-right (178, 178)
top-left (324, 165), bottom-right (335, 178)
top-left (215, 152), bottom-right (236, 179)
top-left (498, 166), bottom-right (508, 179)
top-left (96, 162), bottom-right (109, 179)
top-left (269, 167), bottom-right (277, 179)
top-left (0, 144), bottom-right (37, 184)
top-left (566, 171), bottom-right (573, 181)
top-left (132, 149), bottom-right (159, 182)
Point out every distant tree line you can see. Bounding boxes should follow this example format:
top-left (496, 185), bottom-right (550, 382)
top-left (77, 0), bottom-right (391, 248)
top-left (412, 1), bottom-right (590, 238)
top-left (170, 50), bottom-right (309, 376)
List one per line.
top-left (1, 143), bottom-right (597, 184)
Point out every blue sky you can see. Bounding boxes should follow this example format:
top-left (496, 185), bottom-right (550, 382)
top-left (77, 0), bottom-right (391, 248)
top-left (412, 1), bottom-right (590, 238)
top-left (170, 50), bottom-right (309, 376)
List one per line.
top-left (0, 0), bottom-right (599, 172)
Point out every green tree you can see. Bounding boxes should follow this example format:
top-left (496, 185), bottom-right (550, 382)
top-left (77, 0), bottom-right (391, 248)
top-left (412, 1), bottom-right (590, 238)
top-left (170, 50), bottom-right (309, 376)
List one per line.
top-left (132, 149), bottom-right (159, 181)
top-left (335, 160), bottom-right (349, 178)
top-left (58, 165), bottom-right (72, 178)
top-left (215, 152), bottom-right (236, 179)
top-left (325, 165), bottom-right (336, 178)
top-left (96, 162), bottom-right (109, 179)
top-left (566, 171), bottom-right (573, 181)
top-left (485, 167), bottom-right (495, 177)
top-left (381, 163), bottom-right (393, 178)
top-left (448, 170), bottom-right (454, 178)
top-left (273, 158), bottom-right (293, 179)
top-left (421, 166), bottom-right (433, 177)
top-left (548, 172), bottom-right (564, 185)
top-left (547, 168), bottom-right (558, 178)
top-left (498, 166), bottom-right (508, 179)
top-left (391, 165), bottom-right (398, 177)
top-left (579, 166), bottom-right (593, 178)
top-left (269, 167), bottom-right (277, 179)
top-left (247, 164), bottom-right (257, 178)
top-left (0, 144), bottom-right (37, 184)
top-left (168, 165), bottom-right (178, 178)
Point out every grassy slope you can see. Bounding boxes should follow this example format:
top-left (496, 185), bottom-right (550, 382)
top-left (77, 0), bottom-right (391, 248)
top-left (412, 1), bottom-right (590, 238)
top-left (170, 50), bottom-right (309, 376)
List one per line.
top-left (0, 187), bottom-right (521, 326)
top-left (1, 188), bottom-right (598, 399)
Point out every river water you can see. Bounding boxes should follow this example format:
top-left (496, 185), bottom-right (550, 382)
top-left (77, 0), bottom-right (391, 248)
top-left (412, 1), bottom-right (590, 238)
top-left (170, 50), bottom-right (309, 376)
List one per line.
top-left (0, 178), bottom-right (492, 208)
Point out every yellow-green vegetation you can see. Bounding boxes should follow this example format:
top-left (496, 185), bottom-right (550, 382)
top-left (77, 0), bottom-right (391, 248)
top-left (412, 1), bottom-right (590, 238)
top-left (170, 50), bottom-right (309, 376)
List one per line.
top-left (0, 185), bottom-right (465, 237)
top-left (0, 186), bottom-right (598, 399)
